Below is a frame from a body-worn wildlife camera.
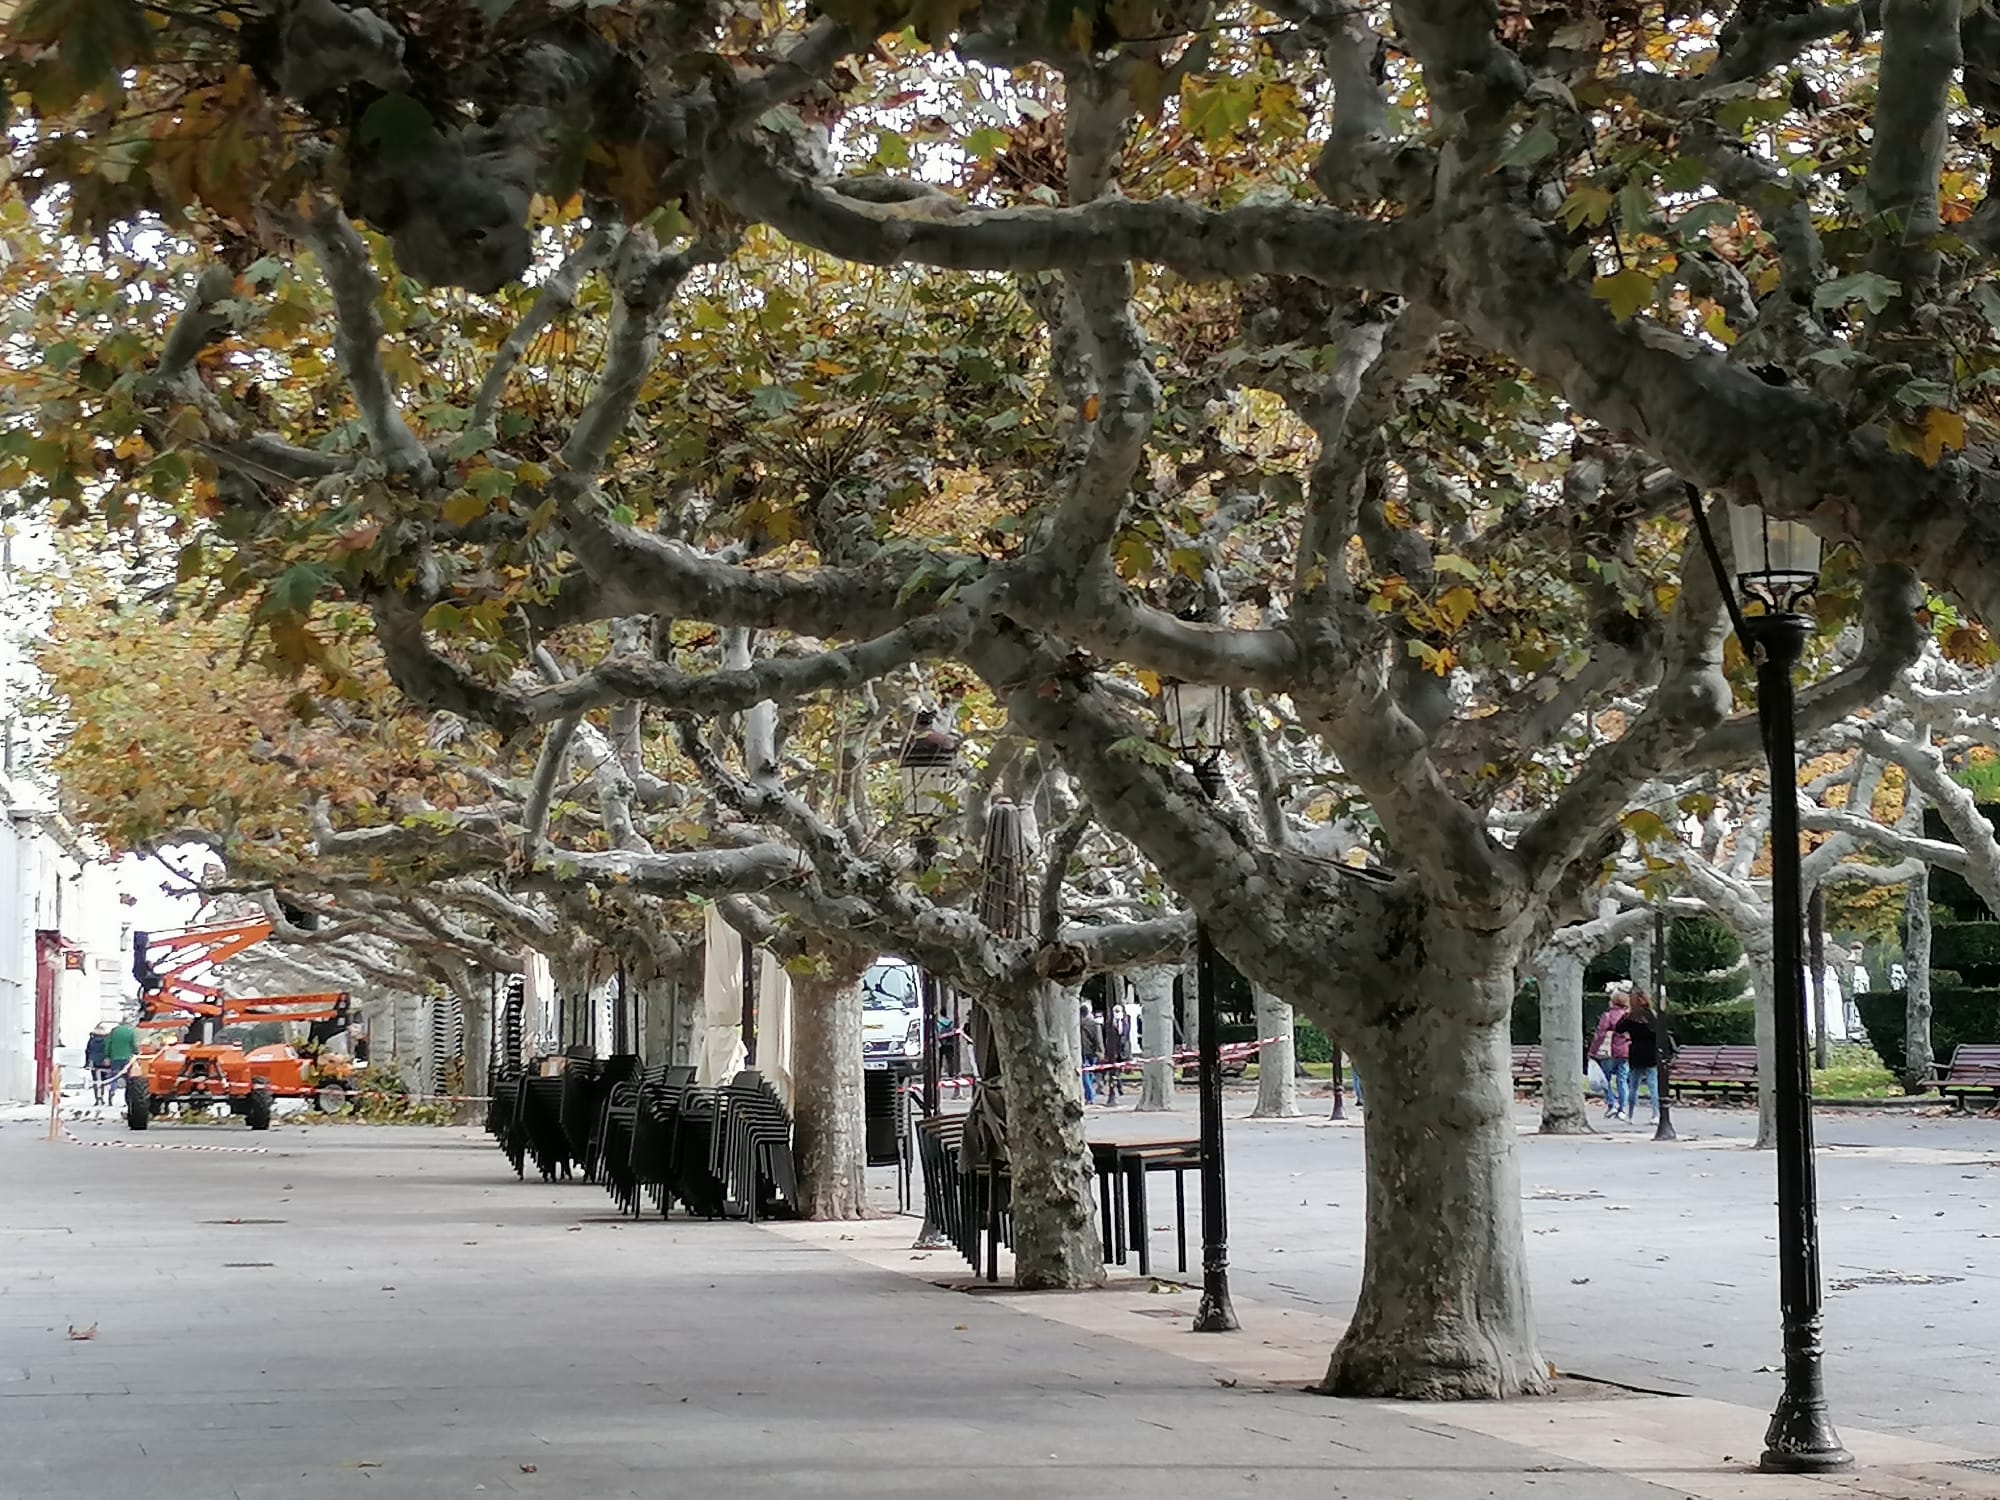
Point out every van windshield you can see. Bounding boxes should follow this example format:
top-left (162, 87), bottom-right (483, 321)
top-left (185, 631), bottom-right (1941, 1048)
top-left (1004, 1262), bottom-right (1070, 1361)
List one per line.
top-left (860, 963), bottom-right (918, 1010)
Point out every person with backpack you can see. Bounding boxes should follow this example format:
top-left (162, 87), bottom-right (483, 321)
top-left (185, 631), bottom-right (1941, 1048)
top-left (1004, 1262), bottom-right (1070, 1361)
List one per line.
top-left (1589, 991), bottom-right (1631, 1119)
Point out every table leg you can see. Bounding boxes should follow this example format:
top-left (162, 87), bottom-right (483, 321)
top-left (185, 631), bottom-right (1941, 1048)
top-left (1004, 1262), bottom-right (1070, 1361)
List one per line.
top-left (1129, 1163), bottom-right (1151, 1278)
top-left (1098, 1161), bottom-right (1115, 1264)
top-left (1175, 1170), bottom-right (1188, 1273)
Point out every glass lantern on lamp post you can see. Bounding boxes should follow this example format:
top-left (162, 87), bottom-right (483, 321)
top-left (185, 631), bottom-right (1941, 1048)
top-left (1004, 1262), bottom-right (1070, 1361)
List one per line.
top-left (1159, 678), bottom-right (1238, 1333)
top-left (899, 711), bottom-right (962, 869)
top-left (1691, 490), bottom-right (1849, 1474)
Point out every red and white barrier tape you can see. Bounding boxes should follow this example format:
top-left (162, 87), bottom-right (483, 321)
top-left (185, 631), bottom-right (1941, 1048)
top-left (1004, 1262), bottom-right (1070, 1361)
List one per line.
top-left (61, 1125), bottom-right (273, 1154)
top-left (902, 1032), bottom-right (1290, 1091)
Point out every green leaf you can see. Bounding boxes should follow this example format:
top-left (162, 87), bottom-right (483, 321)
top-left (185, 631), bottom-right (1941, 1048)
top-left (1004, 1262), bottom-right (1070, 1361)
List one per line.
top-left (1496, 124), bottom-right (1559, 168)
top-left (358, 94), bottom-right (438, 155)
top-left (260, 562), bottom-right (333, 619)
top-left (1675, 201), bottom-right (1739, 238)
top-left (1621, 808), bottom-right (1670, 845)
top-left (1433, 554), bottom-right (1481, 581)
top-left (1591, 269), bottom-right (1656, 322)
top-left (1972, 283), bottom-right (2000, 339)
top-left (1813, 272), bottom-right (1901, 315)
top-left (965, 127), bottom-right (1009, 161)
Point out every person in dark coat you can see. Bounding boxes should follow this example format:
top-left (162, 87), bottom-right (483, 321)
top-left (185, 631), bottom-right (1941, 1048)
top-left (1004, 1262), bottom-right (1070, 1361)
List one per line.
top-left (1079, 1003), bottom-right (1104, 1105)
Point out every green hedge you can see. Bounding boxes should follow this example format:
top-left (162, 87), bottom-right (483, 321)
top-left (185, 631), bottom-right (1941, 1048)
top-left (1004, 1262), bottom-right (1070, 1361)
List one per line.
top-left (1932, 923), bottom-right (2000, 986)
top-left (1670, 916), bottom-right (1743, 976)
top-left (1854, 987), bottom-right (2000, 1074)
top-left (1670, 1001), bottom-right (1756, 1046)
top-left (1669, 973), bottom-right (1749, 1010)
top-left (1294, 1020), bottom-right (1332, 1064)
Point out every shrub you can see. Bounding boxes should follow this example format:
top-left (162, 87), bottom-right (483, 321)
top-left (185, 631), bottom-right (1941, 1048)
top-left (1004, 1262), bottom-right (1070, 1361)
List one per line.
top-left (1931, 922), bottom-right (2000, 986)
top-left (1670, 916), bottom-right (1743, 976)
top-left (1667, 1001), bottom-right (1756, 1046)
top-left (1294, 1020), bottom-right (1332, 1064)
top-left (1669, 973), bottom-right (1749, 1010)
top-left (1854, 987), bottom-right (2000, 1075)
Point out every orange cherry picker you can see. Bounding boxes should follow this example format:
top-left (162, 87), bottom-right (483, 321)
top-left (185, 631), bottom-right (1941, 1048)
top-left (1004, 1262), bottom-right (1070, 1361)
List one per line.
top-left (125, 919), bottom-right (357, 1130)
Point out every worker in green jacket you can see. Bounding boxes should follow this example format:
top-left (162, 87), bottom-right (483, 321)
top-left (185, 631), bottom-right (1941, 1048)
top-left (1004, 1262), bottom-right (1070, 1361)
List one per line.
top-left (103, 1019), bottom-right (138, 1082)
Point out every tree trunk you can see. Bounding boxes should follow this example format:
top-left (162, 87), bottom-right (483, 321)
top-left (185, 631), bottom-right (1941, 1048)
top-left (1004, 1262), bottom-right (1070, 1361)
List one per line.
top-left (790, 964), bottom-right (870, 1220)
top-left (1747, 949), bottom-right (1778, 1149)
top-left (1904, 869), bottom-right (1935, 1092)
top-left (462, 979), bottom-right (491, 1106)
top-left (1809, 886), bottom-right (1829, 1070)
top-left (1323, 985), bottom-right (1545, 1398)
top-left (1533, 949), bottom-right (1590, 1135)
top-left (984, 981), bottom-right (1104, 1290)
top-left (1136, 965), bottom-right (1175, 1111)
top-left (1249, 987), bottom-right (1300, 1118)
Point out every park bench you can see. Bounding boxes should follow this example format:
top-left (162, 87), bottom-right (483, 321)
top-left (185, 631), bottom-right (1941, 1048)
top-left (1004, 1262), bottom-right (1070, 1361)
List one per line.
top-left (1930, 1045), bottom-right (2000, 1108)
top-left (1511, 1046), bottom-right (1543, 1093)
top-left (1667, 1045), bottom-right (1759, 1100)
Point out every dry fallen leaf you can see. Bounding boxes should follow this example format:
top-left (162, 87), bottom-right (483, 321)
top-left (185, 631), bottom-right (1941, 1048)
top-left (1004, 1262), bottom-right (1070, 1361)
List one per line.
top-left (66, 1324), bottom-right (97, 1341)
top-left (953, 1323), bottom-right (969, 1331)
top-left (519, 1463), bottom-right (538, 1473)
top-left (1215, 1376), bottom-right (1238, 1388)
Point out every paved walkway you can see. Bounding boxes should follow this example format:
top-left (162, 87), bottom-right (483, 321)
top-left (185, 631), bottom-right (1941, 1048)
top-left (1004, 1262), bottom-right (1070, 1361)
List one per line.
top-left (0, 1111), bottom-right (1994, 1499)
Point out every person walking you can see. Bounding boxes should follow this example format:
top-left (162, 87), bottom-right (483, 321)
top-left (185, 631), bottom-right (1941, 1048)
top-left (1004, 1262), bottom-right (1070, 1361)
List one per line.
top-left (1101, 1003), bottom-right (1130, 1105)
top-left (103, 1015), bottom-right (139, 1099)
top-left (1079, 1002), bottom-right (1103, 1105)
top-left (1616, 991), bottom-right (1664, 1125)
top-left (84, 1024), bottom-right (111, 1105)
top-left (1589, 991), bottom-right (1631, 1119)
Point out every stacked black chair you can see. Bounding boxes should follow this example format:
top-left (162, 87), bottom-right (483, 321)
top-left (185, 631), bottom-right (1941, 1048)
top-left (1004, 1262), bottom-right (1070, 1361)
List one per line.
top-left (629, 1066), bottom-right (696, 1216)
top-left (521, 1070), bottom-right (574, 1182)
top-left (668, 1085), bottom-right (731, 1218)
top-left (719, 1071), bottom-right (799, 1222)
top-left (488, 1069), bottom-right (529, 1178)
top-left (584, 1054), bottom-right (640, 1182)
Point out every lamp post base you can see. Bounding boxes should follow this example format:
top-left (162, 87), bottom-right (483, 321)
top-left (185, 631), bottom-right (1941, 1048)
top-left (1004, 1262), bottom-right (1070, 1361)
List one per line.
top-left (1193, 1285), bottom-right (1239, 1334)
top-left (1761, 1397), bottom-right (1852, 1473)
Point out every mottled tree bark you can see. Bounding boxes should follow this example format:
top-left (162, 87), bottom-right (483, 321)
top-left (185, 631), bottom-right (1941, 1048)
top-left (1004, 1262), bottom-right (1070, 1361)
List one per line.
top-left (1534, 949), bottom-right (1591, 1135)
top-left (461, 979), bottom-right (490, 1105)
top-left (1250, 986), bottom-right (1300, 1118)
top-left (985, 981), bottom-right (1103, 1290)
top-left (1904, 868), bottom-right (1935, 1092)
top-left (1135, 965), bottom-right (1175, 1111)
top-left (790, 956), bottom-right (870, 1220)
top-left (1747, 950), bottom-right (1778, 1150)
top-left (1324, 980), bottom-right (1545, 1398)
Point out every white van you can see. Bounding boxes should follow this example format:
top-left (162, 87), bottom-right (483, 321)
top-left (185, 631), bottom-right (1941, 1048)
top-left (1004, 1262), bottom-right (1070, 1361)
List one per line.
top-left (860, 958), bottom-right (924, 1072)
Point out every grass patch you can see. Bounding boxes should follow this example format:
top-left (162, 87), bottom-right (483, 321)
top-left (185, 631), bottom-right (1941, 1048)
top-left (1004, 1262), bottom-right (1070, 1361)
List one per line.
top-left (1813, 1042), bottom-right (1904, 1100)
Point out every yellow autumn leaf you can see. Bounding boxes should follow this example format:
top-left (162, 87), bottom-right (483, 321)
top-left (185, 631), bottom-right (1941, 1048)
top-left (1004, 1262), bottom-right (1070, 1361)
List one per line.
top-left (1918, 407), bottom-right (1967, 467)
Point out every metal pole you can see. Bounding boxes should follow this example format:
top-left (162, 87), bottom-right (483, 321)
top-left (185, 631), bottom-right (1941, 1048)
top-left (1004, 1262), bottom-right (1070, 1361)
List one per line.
top-left (1653, 906), bottom-right (1676, 1142)
top-left (911, 968), bottom-right (951, 1250)
top-left (1329, 1044), bottom-right (1346, 1120)
top-left (740, 942), bottom-right (758, 1068)
top-left (1746, 611), bottom-right (1850, 1474)
top-left (1193, 911), bottom-right (1239, 1332)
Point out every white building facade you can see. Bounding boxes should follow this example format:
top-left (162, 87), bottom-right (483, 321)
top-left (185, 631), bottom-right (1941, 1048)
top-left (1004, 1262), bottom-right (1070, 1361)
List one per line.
top-left (0, 780), bottom-right (133, 1103)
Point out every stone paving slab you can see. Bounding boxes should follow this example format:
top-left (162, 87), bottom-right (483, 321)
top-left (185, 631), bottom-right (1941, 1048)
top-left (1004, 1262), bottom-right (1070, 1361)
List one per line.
top-left (6, 1113), bottom-right (1999, 1500)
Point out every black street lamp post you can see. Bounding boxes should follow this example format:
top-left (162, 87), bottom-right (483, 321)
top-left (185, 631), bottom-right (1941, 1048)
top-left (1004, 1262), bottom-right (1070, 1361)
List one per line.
top-left (1160, 679), bottom-right (1239, 1335)
top-left (900, 710), bottom-right (962, 1251)
top-left (1652, 906), bottom-right (1676, 1143)
top-left (1691, 490), bottom-right (1850, 1474)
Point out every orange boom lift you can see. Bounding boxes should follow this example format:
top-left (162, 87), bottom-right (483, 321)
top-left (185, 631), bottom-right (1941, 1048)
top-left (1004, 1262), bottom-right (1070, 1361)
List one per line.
top-left (125, 919), bottom-right (357, 1131)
